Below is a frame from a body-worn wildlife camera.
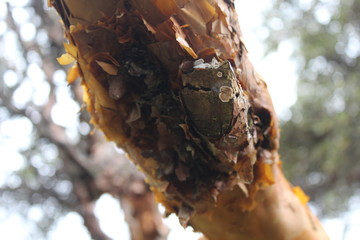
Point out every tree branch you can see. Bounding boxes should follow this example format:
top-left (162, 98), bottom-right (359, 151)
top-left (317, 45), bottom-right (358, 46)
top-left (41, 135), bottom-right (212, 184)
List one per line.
top-left (50, 0), bottom-right (329, 239)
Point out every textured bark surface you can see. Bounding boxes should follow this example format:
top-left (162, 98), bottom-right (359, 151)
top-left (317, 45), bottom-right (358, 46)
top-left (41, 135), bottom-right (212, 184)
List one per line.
top-left (51, 0), bottom-right (329, 239)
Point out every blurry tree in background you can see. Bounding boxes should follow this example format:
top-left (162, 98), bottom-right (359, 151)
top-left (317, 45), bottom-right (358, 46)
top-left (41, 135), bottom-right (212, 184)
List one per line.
top-left (0, 1), bottom-right (166, 239)
top-left (264, 0), bottom-right (360, 215)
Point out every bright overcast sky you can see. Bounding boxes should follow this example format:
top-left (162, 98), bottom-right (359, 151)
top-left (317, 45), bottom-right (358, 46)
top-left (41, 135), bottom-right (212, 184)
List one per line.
top-left (236, 1), bottom-right (297, 120)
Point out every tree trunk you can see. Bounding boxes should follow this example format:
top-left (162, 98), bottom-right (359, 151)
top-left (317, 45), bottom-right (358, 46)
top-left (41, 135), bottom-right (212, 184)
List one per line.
top-left (50, 0), bottom-right (329, 239)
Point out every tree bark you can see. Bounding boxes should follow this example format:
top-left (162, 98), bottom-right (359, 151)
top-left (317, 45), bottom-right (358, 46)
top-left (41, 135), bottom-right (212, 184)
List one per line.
top-left (50, 0), bottom-right (329, 239)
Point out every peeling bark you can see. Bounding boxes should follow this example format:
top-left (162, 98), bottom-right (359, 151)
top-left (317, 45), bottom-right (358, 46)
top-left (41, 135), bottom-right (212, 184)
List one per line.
top-left (51, 0), bottom-right (329, 239)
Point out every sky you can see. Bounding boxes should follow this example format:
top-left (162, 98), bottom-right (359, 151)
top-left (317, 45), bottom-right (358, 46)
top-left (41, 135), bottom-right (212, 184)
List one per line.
top-left (1, 0), bottom-right (359, 239)
top-left (236, 1), bottom-right (297, 120)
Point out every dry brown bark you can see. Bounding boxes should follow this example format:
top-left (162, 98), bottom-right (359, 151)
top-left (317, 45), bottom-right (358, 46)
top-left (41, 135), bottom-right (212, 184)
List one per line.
top-left (50, 0), bottom-right (329, 239)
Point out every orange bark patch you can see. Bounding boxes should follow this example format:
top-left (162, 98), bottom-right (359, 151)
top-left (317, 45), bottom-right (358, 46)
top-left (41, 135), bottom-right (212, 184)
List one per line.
top-left (257, 162), bottom-right (275, 187)
top-left (292, 186), bottom-right (310, 205)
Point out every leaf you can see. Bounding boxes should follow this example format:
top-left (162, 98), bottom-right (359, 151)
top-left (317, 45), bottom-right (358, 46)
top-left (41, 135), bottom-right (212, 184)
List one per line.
top-left (126, 104), bottom-right (141, 123)
top-left (179, 123), bottom-right (191, 140)
top-left (96, 61), bottom-right (118, 75)
top-left (237, 182), bottom-right (249, 197)
top-left (57, 53), bottom-right (75, 65)
top-left (176, 33), bottom-right (198, 58)
top-left (64, 42), bottom-right (78, 58)
top-left (67, 64), bottom-right (80, 84)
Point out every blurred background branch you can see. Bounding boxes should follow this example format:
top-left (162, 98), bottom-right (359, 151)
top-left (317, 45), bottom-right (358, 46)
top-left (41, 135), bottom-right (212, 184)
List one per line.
top-left (262, 0), bottom-right (360, 217)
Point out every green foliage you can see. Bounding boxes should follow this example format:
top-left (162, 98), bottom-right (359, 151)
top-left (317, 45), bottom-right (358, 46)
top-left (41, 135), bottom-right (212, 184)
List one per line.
top-left (264, 0), bottom-right (360, 215)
